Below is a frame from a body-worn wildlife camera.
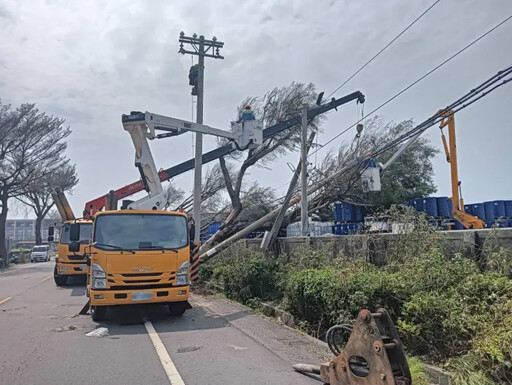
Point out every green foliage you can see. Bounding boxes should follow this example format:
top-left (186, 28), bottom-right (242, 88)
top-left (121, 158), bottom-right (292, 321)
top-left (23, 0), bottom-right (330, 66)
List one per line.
top-left (197, 263), bottom-right (213, 283)
top-left (210, 245), bottom-right (283, 305)
top-left (407, 356), bottom-right (430, 385)
top-left (217, 258), bottom-right (282, 304)
top-left (370, 118), bottom-right (439, 208)
top-left (204, 229), bottom-right (512, 384)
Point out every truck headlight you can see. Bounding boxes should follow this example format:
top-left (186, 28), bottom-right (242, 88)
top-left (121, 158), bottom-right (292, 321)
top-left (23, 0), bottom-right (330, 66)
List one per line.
top-left (92, 263), bottom-right (107, 290)
top-left (176, 261), bottom-right (189, 286)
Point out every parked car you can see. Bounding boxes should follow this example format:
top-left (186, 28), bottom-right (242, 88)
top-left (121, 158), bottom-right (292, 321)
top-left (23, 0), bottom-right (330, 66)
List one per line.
top-left (30, 245), bottom-right (51, 263)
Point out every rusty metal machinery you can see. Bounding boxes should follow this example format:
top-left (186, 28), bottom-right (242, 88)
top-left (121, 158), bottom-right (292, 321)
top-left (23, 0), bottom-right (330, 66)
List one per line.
top-left (293, 308), bottom-right (411, 385)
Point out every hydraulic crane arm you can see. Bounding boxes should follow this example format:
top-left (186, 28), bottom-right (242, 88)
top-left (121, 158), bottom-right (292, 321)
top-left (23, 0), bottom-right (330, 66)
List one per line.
top-left (121, 114), bottom-right (168, 210)
top-left (83, 91), bottom-right (365, 218)
top-left (437, 110), bottom-right (484, 229)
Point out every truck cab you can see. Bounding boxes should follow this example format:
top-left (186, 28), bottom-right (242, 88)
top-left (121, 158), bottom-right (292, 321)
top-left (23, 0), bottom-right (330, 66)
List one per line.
top-left (74, 210), bottom-right (191, 322)
top-left (53, 220), bottom-right (93, 286)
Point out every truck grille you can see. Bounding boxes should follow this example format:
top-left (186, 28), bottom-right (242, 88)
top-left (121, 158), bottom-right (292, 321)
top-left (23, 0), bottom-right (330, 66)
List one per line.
top-left (106, 272), bottom-right (176, 290)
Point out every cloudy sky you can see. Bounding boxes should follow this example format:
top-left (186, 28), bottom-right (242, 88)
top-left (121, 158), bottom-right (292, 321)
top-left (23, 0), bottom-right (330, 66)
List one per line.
top-left (1, 0), bottom-right (511, 219)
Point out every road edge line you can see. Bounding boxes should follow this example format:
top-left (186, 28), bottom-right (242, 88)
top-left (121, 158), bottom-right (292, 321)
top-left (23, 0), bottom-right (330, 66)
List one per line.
top-left (144, 321), bottom-right (185, 385)
top-left (39, 276), bottom-right (52, 283)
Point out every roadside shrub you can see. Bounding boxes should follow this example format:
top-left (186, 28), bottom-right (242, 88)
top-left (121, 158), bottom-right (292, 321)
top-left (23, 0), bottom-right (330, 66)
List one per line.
top-left (284, 268), bottom-right (341, 335)
top-left (214, 257), bottom-right (282, 305)
top-left (197, 263), bottom-right (213, 283)
top-left (407, 357), bottom-right (430, 385)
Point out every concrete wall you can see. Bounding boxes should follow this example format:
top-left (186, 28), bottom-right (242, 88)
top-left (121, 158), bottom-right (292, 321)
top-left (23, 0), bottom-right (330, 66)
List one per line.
top-left (241, 228), bottom-right (512, 261)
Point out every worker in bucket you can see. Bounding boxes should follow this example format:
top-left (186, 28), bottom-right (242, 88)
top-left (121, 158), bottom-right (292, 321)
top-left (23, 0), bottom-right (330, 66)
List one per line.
top-left (239, 105), bottom-right (255, 122)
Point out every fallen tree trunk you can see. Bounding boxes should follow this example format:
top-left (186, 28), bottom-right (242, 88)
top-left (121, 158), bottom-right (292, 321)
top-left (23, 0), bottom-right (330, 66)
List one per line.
top-left (199, 157), bottom-right (362, 262)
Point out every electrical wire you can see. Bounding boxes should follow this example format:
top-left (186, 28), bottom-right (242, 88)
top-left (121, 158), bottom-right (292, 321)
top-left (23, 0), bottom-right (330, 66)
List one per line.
top-left (310, 14), bottom-right (512, 159)
top-left (373, 65), bottom-right (512, 157)
top-left (325, 0), bottom-right (441, 100)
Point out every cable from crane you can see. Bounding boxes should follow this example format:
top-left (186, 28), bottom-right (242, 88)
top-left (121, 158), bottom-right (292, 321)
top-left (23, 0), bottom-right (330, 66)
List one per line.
top-left (310, 15), bottom-right (512, 159)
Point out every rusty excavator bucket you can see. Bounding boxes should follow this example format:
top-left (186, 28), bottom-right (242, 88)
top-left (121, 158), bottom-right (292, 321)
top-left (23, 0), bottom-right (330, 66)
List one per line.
top-left (294, 308), bottom-right (411, 385)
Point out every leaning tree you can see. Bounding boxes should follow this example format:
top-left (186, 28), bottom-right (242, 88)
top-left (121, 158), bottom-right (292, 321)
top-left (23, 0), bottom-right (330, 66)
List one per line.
top-left (0, 101), bottom-right (71, 265)
top-left (200, 82), bottom-right (322, 250)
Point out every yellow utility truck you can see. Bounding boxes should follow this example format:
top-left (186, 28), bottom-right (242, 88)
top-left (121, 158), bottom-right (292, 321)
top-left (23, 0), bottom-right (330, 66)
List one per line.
top-left (49, 188), bottom-right (93, 286)
top-left (70, 210), bottom-right (191, 321)
top-left (71, 110), bottom-right (263, 321)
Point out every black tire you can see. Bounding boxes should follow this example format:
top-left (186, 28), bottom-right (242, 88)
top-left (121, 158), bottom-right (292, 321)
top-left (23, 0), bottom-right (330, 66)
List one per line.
top-left (91, 305), bottom-right (107, 322)
top-left (54, 265), bottom-right (67, 286)
top-left (168, 301), bottom-right (188, 317)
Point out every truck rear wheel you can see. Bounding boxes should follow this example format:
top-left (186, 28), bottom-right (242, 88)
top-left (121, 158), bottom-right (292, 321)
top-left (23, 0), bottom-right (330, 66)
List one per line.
top-left (54, 265), bottom-right (67, 286)
top-left (168, 301), bottom-right (189, 317)
top-left (91, 305), bottom-right (107, 322)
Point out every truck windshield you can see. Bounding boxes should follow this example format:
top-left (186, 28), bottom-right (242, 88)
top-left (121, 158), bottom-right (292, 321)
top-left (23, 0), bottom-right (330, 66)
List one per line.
top-left (93, 214), bottom-right (188, 251)
top-left (32, 246), bottom-right (48, 252)
top-left (60, 223), bottom-right (93, 244)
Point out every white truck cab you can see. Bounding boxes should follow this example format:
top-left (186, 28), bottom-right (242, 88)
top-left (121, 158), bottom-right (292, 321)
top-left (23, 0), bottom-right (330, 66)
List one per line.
top-left (30, 245), bottom-right (51, 263)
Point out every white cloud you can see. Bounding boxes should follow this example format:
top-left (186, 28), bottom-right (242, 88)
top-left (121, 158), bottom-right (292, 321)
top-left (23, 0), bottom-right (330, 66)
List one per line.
top-left (1, 0), bottom-right (512, 218)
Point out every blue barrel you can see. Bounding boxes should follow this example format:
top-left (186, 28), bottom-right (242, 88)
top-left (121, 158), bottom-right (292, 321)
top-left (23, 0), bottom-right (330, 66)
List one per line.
top-left (447, 199), bottom-right (453, 216)
top-left (453, 220), bottom-right (465, 230)
top-left (334, 203), bottom-right (353, 222)
top-left (464, 204), bottom-right (473, 215)
top-left (333, 224), bottom-right (344, 235)
top-left (208, 222), bottom-right (221, 234)
top-left (493, 201), bottom-right (506, 218)
top-left (486, 220), bottom-right (496, 228)
top-left (437, 197), bottom-right (451, 217)
top-left (423, 197), bottom-right (438, 217)
top-left (484, 201), bottom-right (495, 220)
top-left (406, 199), bottom-right (414, 208)
top-left (413, 198), bottom-right (424, 212)
top-left (346, 223), bottom-right (359, 234)
top-left (507, 219), bottom-right (512, 228)
top-left (472, 203), bottom-right (486, 220)
top-left (353, 206), bottom-right (365, 222)
top-left (505, 201), bottom-right (512, 217)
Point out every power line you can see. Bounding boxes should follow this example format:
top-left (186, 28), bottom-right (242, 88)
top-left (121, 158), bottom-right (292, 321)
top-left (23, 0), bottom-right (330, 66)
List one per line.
top-left (325, 0), bottom-right (440, 100)
top-left (372, 65), bottom-right (512, 157)
top-left (310, 14), bottom-right (512, 158)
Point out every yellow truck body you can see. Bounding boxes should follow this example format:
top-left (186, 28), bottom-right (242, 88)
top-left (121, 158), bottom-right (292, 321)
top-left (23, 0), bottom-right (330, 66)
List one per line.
top-left (54, 220), bottom-right (93, 286)
top-left (83, 210), bottom-right (191, 321)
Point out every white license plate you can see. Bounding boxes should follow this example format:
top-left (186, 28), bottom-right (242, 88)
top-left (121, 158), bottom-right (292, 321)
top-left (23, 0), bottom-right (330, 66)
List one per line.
top-left (132, 292), bottom-right (152, 301)
top-left (80, 265), bottom-right (87, 270)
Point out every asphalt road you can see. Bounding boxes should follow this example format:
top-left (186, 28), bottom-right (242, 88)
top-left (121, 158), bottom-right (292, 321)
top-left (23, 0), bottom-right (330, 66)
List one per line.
top-left (0, 261), bottom-right (330, 385)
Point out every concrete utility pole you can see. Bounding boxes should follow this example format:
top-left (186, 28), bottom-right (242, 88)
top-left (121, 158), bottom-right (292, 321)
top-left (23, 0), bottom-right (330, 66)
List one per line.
top-left (300, 105), bottom-right (309, 236)
top-left (179, 32), bottom-right (224, 242)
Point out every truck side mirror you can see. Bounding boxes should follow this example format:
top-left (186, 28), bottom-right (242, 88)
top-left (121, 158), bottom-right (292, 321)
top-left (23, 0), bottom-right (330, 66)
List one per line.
top-left (69, 223), bottom-right (80, 242)
top-left (189, 223), bottom-right (196, 243)
top-left (47, 226), bottom-right (55, 242)
top-left (68, 241), bottom-right (80, 253)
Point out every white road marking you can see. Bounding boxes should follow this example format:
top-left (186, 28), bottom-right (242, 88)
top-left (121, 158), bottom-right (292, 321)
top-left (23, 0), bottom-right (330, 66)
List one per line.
top-left (144, 321), bottom-right (185, 385)
top-left (0, 297), bottom-right (12, 306)
top-left (39, 276), bottom-right (52, 283)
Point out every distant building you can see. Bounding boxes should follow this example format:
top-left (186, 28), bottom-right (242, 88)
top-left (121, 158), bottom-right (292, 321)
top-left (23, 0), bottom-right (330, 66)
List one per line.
top-left (5, 219), bottom-right (54, 242)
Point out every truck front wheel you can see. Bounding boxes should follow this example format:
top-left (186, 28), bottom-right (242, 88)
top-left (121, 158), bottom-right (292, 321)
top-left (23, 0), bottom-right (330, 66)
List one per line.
top-left (91, 305), bottom-right (107, 322)
top-left (54, 266), bottom-right (67, 286)
top-left (168, 301), bottom-right (189, 317)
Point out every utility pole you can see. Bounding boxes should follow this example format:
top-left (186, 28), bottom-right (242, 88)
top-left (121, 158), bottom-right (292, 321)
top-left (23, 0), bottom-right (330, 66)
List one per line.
top-left (300, 104), bottom-right (309, 236)
top-left (179, 32), bottom-right (224, 242)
